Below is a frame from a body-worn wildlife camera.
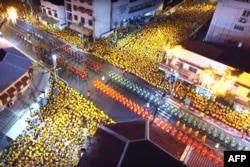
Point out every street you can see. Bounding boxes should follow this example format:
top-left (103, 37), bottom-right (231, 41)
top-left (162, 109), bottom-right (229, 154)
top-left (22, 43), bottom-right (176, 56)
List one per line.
top-left (0, 19), bottom-right (250, 156)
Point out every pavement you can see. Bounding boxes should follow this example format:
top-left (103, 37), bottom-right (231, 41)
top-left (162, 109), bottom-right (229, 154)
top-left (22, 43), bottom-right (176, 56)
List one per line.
top-left (1, 20), bottom-right (250, 156)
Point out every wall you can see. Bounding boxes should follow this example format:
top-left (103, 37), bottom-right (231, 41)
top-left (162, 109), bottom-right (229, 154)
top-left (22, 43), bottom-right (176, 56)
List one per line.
top-left (0, 71), bottom-right (31, 107)
top-left (66, 0), bottom-right (94, 30)
top-left (174, 49), bottom-right (228, 76)
top-left (40, 0), bottom-right (66, 29)
top-left (110, 0), bottom-right (163, 29)
top-left (94, 0), bottom-right (111, 39)
top-left (205, 0), bottom-right (250, 48)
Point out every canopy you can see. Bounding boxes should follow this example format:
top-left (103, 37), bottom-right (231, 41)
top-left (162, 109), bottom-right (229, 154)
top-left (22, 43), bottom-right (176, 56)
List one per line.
top-left (69, 23), bottom-right (92, 36)
top-left (43, 16), bottom-right (58, 25)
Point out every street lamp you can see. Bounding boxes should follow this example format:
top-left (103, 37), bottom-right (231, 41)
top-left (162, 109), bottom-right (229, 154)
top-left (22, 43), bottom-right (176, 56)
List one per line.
top-left (83, 127), bottom-right (89, 148)
top-left (171, 72), bottom-right (179, 96)
top-left (52, 54), bottom-right (58, 81)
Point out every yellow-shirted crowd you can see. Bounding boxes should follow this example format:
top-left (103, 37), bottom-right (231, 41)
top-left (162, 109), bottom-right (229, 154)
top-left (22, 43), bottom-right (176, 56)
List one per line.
top-left (21, 0), bottom-right (250, 132)
top-left (92, 0), bottom-right (215, 89)
top-left (0, 79), bottom-right (115, 167)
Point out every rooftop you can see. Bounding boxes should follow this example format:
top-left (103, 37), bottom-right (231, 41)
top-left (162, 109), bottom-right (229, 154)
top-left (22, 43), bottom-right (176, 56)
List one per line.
top-left (181, 40), bottom-right (250, 73)
top-left (78, 120), bottom-right (188, 167)
top-left (0, 49), bottom-right (31, 93)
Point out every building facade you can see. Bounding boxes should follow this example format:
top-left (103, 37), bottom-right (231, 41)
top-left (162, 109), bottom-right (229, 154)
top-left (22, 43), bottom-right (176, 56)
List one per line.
top-left (40, 0), bottom-right (66, 29)
top-left (64, 0), bottom-right (163, 39)
top-left (159, 41), bottom-right (250, 112)
top-left (205, 0), bottom-right (250, 49)
top-left (0, 50), bottom-right (32, 107)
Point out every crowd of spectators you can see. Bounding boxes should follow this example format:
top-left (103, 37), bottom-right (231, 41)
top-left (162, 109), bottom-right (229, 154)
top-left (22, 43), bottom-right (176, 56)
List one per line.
top-left (92, 0), bottom-right (215, 89)
top-left (0, 78), bottom-right (114, 166)
top-left (90, 0), bottom-right (250, 134)
top-left (3, 0), bottom-right (249, 154)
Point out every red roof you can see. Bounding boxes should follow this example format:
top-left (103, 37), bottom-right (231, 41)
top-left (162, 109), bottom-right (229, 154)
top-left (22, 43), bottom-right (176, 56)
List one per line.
top-left (14, 81), bottom-right (23, 89)
top-left (7, 87), bottom-right (16, 94)
top-left (0, 93), bottom-right (9, 101)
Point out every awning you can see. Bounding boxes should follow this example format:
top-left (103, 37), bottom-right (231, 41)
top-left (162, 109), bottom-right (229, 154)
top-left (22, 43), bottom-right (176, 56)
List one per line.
top-left (7, 87), bottom-right (16, 95)
top-left (69, 23), bottom-right (93, 36)
top-left (0, 93), bottom-right (9, 101)
top-left (21, 76), bottom-right (29, 83)
top-left (37, 12), bottom-right (47, 19)
top-left (43, 16), bottom-right (59, 25)
top-left (14, 81), bottom-right (23, 90)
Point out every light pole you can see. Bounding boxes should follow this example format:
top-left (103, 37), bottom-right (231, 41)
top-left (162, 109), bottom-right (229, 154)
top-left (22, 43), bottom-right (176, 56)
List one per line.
top-left (171, 72), bottom-right (179, 96)
top-left (52, 54), bottom-right (58, 81)
top-left (83, 127), bottom-right (89, 148)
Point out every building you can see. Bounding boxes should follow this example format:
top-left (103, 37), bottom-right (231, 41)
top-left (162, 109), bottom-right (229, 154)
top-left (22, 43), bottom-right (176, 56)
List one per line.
top-left (78, 120), bottom-right (190, 167)
top-left (159, 40), bottom-right (250, 112)
top-left (205, 0), bottom-right (250, 49)
top-left (0, 49), bottom-right (32, 107)
top-left (39, 0), bottom-right (66, 29)
top-left (64, 0), bottom-right (163, 39)
top-left (39, 0), bottom-right (163, 39)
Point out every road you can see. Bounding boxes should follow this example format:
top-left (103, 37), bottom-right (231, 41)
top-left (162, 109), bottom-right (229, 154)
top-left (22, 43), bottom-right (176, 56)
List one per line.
top-left (1, 19), bottom-right (250, 154)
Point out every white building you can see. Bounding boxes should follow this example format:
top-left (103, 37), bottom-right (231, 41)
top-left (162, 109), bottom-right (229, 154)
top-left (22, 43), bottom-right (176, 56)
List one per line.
top-left (39, 0), bottom-right (67, 29)
top-left (205, 0), bottom-right (250, 49)
top-left (159, 40), bottom-right (250, 111)
top-left (64, 0), bottom-right (163, 39)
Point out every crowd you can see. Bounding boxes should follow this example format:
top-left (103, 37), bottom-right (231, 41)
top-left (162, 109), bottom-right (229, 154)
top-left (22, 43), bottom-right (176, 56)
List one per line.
top-left (1, 78), bottom-right (115, 166)
top-left (206, 101), bottom-right (249, 132)
top-left (92, 0), bottom-right (215, 89)
top-left (91, 0), bottom-right (249, 134)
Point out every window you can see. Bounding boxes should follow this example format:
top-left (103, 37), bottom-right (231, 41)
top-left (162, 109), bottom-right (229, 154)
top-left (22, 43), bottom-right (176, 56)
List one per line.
top-left (239, 17), bottom-right (247, 23)
top-left (54, 12), bottom-right (58, 18)
top-left (67, 13), bottom-right (72, 21)
top-left (89, 20), bottom-right (93, 26)
top-left (234, 25), bottom-right (244, 31)
top-left (242, 10), bottom-right (250, 17)
top-left (188, 66), bottom-right (197, 73)
top-left (130, 0), bottom-right (138, 2)
top-left (48, 10), bottom-right (52, 15)
top-left (74, 15), bottom-right (78, 21)
top-left (73, 5), bottom-right (77, 11)
top-left (175, 61), bottom-right (183, 68)
top-left (66, 3), bottom-right (72, 11)
top-left (42, 8), bottom-right (46, 13)
top-left (81, 17), bottom-right (85, 24)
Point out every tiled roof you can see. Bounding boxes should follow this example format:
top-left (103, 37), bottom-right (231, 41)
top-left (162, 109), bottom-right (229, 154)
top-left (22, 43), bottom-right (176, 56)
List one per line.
top-left (0, 52), bottom-right (31, 93)
top-left (78, 120), bottom-right (188, 167)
